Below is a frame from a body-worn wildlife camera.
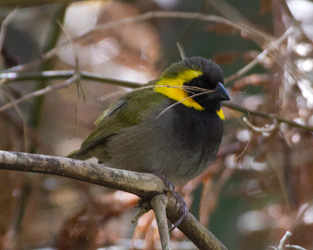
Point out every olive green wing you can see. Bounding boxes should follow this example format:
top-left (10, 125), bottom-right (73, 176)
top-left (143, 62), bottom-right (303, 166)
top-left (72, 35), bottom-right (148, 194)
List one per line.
top-left (71, 83), bottom-right (164, 160)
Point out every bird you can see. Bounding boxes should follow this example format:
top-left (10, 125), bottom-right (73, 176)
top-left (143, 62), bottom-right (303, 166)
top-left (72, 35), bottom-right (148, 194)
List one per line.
top-left (68, 56), bottom-right (229, 226)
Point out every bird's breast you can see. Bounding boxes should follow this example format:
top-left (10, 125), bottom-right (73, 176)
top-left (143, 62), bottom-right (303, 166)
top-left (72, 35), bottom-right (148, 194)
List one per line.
top-left (105, 100), bottom-right (224, 185)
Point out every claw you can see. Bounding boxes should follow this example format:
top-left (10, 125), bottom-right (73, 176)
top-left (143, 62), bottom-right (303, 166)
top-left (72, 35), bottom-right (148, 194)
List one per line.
top-left (132, 200), bottom-right (150, 224)
top-left (168, 191), bottom-right (189, 231)
top-left (153, 173), bottom-right (189, 230)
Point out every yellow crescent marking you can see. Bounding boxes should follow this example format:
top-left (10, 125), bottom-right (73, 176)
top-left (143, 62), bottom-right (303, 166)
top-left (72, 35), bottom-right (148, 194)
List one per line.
top-left (154, 69), bottom-right (204, 111)
top-left (216, 108), bottom-right (225, 120)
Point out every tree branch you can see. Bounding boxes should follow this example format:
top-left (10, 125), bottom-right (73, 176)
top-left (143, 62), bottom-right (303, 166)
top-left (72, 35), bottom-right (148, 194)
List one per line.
top-left (1, 70), bottom-right (312, 133)
top-left (3, 10), bottom-right (272, 73)
top-left (150, 194), bottom-right (171, 250)
top-left (0, 70), bottom-right (141, 88)
top-left (223, 103), bottom-right (313, 132)
top-left (0, 75), bottom-right (78, 113)
top-left (166, 200), bottom-right (227, 250)
top-left (0, 150), bottom-right (164, 198)
top-left (0, 150), bottom-right (227, 250)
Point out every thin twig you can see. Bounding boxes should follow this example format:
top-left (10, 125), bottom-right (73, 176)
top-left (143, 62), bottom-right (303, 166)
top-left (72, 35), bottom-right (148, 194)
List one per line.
top-left (1, 70), bottom-right (313, 133)
top-left (0, 75), bottom-right (78, 113)
top-left (0, 70), bottom-right (142, 88)
top-left (243, 116), bottom-right (278, 133)
top-left (176, 42), bottom-right (186, 60)
top-left (229, 94), bottom-right (252, 160)
top-left (0, 85), bottom-right (30, 151)
top-left (285, 245), bottom-right (307, 250)
top-left (268, 231), bottom-right (306, 250)
top-left (224, 25), bottom-right (295, 84)
top-left (150, 194), bottom-right (171, 250)
top-left (57, 20), bottom-right (84, 138)
top-left (277, 231), bottom-right (292, 250)
top-left (0, 8), bottom-right (31, 151)
top-left (56, 20), bottom-right (84, 98)
top-left (3, 11), bottom-right (273, 73)
top-left (155, 88), bottom-right (216, 119)
top-left (223, 102), bottom-right (313, 132)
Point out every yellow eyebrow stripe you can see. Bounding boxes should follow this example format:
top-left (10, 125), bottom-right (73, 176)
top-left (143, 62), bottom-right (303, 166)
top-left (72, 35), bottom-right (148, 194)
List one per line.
top-left (154, 69), bottom-right (204, 111)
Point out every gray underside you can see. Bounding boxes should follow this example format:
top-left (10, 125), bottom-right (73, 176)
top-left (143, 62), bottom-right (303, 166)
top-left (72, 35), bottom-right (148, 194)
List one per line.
top-left (90, 99), bottom-right (223, 185)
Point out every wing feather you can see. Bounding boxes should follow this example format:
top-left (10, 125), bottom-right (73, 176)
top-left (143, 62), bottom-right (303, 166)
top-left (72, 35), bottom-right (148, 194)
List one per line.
top-left (75, 83), bottom-right (163, 158)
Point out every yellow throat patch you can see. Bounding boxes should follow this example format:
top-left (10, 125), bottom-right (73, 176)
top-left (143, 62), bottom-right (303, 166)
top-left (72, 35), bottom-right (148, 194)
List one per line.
top-left (154, 69), bottom-right (225, 120)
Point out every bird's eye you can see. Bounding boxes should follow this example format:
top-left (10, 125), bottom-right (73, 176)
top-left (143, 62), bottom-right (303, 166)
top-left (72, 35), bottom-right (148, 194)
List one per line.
top-left (193, 79), bottom-right (201, 85)
top-left (185, 76), bottom-right (216, 94)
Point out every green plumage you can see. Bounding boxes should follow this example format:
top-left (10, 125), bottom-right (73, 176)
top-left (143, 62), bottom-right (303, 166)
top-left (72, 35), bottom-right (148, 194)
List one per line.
top-left (68, 57), bottom-right (230, 185)
top-left (74, 82), bottom-right (165, 160)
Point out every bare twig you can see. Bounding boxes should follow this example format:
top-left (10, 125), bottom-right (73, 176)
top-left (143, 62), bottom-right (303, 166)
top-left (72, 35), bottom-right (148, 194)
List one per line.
top-left (269, 231), bottom-right (306, 250)
top-left (56, 20), bottom-right (84, 98)
top-left (229, 94), bottom-right (253, 160)
top-left (3, 11), bottom-right (273, 73)
top-left (0, 150), bottom-right (227, 250)
top-left (57, 19), bottom-right (85, 138)
top-left (0, 8), bottom-right (31, 151)
top-left (1, 70), bottom-right (313, 133)
top-left (0, 70), bottom-right (141, 88)
top-left (243, 116), bottom-right (278, 133)
top-left (0, 69), bottom-right (140, 113)
top-left (223, 102), bottom-right (313, 132)
top-left (0, 75), bottom-right (78, 113)
top-left (277, 231), bottom-right (292, 250)
top-left (0, 86), bottom-right (30, 151)
top-left (225, 26), bottom-right (295, 84)
top-left (200, 167), bottom-right (234, 226)
top-left (150, 194), bottom-right (171, 250)
top-left (176, 42), bottom-right (186, 60)
top-left (285, 245), bottom-right (307, 250)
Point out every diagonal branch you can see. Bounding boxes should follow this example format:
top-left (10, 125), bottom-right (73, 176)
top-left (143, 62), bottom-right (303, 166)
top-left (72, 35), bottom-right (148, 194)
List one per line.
top-left (0, 75), bottom-right (78, 113)
top-left (224, 26), bottom-right (295, 84)
top-left (0, 150), bottom-right (227, 250)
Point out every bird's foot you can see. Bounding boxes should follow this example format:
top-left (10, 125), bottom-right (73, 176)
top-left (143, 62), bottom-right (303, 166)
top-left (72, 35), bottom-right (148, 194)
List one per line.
top-left (132, 200), bottom-right (150, 224)
top-left (153, 173), bottom-right (189, 230)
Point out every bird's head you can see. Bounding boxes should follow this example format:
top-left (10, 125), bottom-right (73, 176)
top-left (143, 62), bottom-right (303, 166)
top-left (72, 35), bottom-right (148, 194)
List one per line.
top-left (154, 57), bottom-right (230, 120)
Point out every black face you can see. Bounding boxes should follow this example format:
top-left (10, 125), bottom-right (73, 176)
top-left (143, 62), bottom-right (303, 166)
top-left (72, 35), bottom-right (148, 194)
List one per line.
top-left (185, 75), bottom-right (221, 111)
top-left (160, 57), bottom-right (228, 112)
top-left (183, 57), bottom-right (226, 111)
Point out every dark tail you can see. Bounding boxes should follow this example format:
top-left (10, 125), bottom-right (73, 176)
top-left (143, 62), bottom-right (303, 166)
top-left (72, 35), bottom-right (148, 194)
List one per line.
top-left (66, 149), bottom-right (91, 161)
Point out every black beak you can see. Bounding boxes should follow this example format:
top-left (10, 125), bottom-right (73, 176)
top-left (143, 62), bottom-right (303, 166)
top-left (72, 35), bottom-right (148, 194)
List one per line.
top-left (207, 82), bottom-right (230, 101)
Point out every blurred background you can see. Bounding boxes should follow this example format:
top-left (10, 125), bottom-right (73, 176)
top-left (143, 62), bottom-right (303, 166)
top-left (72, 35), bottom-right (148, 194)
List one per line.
top-left (0, 0), bottom-right (313, 249)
